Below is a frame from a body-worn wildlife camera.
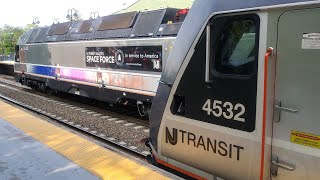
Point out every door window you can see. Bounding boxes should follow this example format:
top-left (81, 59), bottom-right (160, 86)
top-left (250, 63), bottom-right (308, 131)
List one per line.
top-left (212, 16), bottom-right (259, 77)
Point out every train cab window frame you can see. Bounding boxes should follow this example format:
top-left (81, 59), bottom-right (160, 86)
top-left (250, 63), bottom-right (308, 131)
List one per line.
top-left (210, 14), bottom-right (260, 78)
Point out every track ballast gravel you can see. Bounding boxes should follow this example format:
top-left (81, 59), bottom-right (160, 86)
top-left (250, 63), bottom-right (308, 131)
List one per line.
top-left (0, 82), bottom-right (150, 153)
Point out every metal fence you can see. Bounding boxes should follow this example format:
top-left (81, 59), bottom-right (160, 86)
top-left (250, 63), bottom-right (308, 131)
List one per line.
top-left (0, 54), bottom-right (14, 61)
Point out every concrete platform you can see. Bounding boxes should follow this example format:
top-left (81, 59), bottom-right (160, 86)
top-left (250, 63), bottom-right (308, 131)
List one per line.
top-left (0, 118), bottom-right (99, 180)
top-left (0, 99), bottom-right (177, 180)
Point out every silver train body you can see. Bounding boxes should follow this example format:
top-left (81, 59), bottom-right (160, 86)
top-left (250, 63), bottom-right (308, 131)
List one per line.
top-left (15, 38), bottom-right (174, 97)
top-left (14, 8), bottom-right (184, 109)
top-left (147, 0), bottom-right (320, 179)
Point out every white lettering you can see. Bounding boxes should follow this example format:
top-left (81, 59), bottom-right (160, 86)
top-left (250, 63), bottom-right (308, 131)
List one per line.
top-left (202, 99), bottom-right (246, 122)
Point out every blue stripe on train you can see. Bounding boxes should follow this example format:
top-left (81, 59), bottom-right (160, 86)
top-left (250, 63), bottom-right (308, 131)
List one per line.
top-left (31, 65), bottom-right (56, 77)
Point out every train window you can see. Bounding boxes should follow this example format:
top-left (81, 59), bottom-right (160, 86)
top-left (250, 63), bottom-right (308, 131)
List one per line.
top-left (212, 16), bottom-right (259, 76)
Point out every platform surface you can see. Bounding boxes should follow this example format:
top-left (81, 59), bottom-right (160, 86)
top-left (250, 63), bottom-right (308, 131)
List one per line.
top-left (0, 100), bottom-right (174, 180)
top-left (0, 118), bottom-right (99, 180)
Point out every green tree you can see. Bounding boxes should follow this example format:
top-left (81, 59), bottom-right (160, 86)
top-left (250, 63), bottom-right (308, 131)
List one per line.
top-left (0, 25), bottom-right (25, 56)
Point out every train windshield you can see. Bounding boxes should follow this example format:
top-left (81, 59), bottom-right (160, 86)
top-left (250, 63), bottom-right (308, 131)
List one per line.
top-left (214, 19), bottom-right (257, 75)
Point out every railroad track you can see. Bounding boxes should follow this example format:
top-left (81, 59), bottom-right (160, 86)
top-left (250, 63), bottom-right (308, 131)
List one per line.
top-left (0, 75), bottom-right (148, 120)
top-left (0, 76), bottom-right (151, 157)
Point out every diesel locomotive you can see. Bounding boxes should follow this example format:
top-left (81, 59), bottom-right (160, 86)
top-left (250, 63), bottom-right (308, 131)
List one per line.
top-left (14, 8), bottom-right (188, 115)
top-left (146, 0), bottom-right (320, 179)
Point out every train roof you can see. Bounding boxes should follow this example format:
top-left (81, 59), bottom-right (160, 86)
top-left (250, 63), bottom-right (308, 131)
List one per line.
top-left (161, 0), bottom-right (320, 84)
top-left (17, 8), bottom-right (188, 45)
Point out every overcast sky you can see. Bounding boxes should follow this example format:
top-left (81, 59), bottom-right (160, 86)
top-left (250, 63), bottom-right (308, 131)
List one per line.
top-left (0, 0), bottom-right (138, 27)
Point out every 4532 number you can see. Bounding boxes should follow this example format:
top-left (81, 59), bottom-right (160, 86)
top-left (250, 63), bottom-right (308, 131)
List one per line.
top-left (202, 99), bottom-right (245, 122)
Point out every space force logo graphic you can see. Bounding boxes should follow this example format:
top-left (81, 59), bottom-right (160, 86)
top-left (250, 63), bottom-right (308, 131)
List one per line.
top-left (115, 49), bottom-right (124, 66)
